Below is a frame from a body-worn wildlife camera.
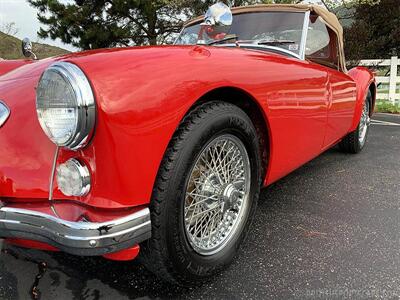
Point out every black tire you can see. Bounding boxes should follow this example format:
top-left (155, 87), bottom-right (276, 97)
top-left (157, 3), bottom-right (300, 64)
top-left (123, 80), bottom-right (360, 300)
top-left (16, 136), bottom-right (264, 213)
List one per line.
top-left (339, 91), bottom-right (372, 154)
top-left (140, 101), bottom-right (262, 285)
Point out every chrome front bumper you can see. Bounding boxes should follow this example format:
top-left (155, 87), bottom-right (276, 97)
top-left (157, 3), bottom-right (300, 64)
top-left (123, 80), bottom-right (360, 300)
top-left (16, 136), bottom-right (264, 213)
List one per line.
top-left (0, 204), bottom-right (151, 256)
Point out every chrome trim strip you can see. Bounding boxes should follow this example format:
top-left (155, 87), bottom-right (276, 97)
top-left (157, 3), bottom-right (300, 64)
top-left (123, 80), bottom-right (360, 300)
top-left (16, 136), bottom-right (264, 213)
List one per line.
top-left (299, 11), bottom-right (310, 60)
top-left (48, 146), bottom-right (59, 201)
top-left (0, 206), bottom-right (151, 256)
top-left (0, 100), bottom-right (10, 128)
top-left (48, 146), bottom-right (60, 217)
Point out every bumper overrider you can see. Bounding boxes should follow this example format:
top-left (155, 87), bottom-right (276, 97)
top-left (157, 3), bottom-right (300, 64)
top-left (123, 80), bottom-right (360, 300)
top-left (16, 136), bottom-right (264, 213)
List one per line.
top-left (0, 203), bottom-right (151, 256)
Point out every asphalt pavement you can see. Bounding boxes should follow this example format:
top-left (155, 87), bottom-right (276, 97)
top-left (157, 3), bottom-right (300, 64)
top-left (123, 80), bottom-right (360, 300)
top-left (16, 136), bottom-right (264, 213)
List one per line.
top-left (1, 113), bottom-right (399, 300)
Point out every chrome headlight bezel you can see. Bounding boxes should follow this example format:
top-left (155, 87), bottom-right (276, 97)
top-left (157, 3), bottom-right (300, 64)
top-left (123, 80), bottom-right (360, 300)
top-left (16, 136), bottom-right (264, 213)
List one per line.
top-left (36, 61), bottom-right (96, 150)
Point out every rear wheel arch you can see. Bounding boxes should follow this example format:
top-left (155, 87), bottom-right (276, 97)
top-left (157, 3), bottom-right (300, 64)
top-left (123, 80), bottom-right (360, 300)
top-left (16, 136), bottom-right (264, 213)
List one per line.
top-left (348, 67), bottom-right (375, 131)
top-left (339, 90), bottom-right (371, 153)
top-left (189, 87), bottom-right (270, 181)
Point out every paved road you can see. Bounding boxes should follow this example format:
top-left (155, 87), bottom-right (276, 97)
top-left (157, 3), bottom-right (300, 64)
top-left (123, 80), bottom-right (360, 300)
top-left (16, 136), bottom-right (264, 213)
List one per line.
top-left (1, 113), bottom-right (399, 300)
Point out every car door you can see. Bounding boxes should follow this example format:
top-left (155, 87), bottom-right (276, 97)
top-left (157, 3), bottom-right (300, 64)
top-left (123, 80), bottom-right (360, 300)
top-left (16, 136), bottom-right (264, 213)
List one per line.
top-left (264, 56), bottom-right (329, 184)
top-left (305, 15), bottom-right (357, 148)
top-left (325, 69), bottom-right (357, 147)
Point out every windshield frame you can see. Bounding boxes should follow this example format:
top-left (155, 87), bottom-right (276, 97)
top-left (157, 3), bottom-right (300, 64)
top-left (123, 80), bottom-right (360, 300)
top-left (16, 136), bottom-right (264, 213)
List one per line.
top-left (175, 10), bottom-right (311, 60)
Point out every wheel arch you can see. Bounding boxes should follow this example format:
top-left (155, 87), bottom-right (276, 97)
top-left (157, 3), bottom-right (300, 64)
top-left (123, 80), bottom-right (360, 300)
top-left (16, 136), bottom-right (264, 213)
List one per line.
top-left (348, 66), bottom-right (376, 132)
top-left (186, 86), bottom-right (271, 183)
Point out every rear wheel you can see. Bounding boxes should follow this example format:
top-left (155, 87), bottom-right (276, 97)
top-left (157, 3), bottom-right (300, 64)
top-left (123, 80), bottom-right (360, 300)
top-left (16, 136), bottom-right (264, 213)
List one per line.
top-left (339, 91), bottom-right (371, 153)
top-left (140, 101), bottom-right (262, 285)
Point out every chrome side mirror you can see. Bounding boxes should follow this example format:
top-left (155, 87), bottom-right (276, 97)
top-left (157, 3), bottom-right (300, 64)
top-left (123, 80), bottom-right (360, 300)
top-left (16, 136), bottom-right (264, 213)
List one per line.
top-left (22, 38), bottom-right (37, 60)
top-left (203, 2), bottom-right (233, 26)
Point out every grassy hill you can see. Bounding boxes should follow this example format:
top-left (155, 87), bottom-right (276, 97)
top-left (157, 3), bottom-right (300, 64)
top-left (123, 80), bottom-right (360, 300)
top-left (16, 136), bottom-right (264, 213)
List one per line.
top-left (0, 31), bottom-right (69, 60)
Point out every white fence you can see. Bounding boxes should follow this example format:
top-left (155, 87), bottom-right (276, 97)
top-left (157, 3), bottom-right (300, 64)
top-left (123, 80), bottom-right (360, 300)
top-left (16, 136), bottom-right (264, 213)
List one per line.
top-left (359, 56), bottom-right (399, 104)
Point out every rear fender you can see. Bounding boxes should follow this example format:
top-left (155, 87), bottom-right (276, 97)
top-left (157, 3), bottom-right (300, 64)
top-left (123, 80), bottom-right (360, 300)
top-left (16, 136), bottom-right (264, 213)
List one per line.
top-left (348, 66), bottom-right (376, 132)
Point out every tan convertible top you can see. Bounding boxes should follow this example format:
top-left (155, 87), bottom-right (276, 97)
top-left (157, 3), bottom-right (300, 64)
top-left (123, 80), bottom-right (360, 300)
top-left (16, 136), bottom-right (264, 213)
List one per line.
top-left (186, 4), bottom-right (346, 72)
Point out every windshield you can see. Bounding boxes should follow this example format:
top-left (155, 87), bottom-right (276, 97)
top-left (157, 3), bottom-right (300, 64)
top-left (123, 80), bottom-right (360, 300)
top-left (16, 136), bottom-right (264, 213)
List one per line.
top-left (175, 11), bottom-right (306, 57)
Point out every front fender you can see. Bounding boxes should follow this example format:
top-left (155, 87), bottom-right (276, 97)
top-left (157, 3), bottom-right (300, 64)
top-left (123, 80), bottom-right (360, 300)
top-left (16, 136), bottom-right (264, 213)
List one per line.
top-left (348, 67), bottom-right (376, 132)
top-left (0, 59), bottom-right (33, 77)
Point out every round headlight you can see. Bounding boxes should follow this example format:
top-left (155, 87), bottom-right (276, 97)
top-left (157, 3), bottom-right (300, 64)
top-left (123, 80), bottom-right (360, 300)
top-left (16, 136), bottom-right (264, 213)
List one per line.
top-left (36, 62), bottom-right (95, 150)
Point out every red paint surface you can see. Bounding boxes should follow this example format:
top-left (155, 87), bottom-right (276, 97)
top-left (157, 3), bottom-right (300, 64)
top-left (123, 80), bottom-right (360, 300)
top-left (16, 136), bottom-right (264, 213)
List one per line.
top-left (348, 66), bottom-right (376, 131)
top-left (103, 245), bottom-right (140, 261)
top-left (0, 59), bottom-right (32, 76)
top-left (0, 46), bottom-right (374, 211)
top-left (323, 65), bottom-right (357, 149)
top-left (0, 75), bottom-right (56, 200)
top-left (5, 238), bottom-right (59, 252)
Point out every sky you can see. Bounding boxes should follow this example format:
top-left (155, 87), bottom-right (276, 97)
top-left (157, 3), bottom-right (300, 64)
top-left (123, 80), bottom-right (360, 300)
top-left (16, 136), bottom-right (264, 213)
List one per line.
top-left (0, 0), bottom-right (77, 51)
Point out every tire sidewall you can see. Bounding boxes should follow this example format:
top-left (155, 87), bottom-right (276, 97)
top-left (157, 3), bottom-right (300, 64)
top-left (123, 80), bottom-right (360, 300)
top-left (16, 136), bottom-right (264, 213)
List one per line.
top-left (355, 92), bottom-right (371, 151)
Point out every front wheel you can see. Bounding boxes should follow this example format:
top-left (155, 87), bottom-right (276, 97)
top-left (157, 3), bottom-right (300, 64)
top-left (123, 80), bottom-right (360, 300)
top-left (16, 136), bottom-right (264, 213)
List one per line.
top-left (339, 91), bottom-right (371, 153)
top-left (140, 101), bottom-right (262, 285)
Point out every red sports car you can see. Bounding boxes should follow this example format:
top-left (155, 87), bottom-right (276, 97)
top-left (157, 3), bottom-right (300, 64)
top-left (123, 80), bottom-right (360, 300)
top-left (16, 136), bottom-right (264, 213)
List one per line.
top-left (0, 3), bottom-right (375, 284)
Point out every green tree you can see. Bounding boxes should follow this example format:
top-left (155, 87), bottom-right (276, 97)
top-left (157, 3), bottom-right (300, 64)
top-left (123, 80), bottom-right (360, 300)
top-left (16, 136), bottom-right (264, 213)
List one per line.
top-left (344, 0), bottom-right (398, 59)
top-left (189, 1), bottom-right (266, 16)
top-left (324, 0), bottom-right (379, 10)
top-left (28, 0), bottom-right (188, 49)
top-left (28, 0), bottom-right (266, 49)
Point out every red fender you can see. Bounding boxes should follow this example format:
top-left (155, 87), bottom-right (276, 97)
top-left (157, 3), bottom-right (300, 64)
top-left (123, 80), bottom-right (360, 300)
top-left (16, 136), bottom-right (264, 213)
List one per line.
top-left (0, 59), bottom-right (33, 76)
top-left (347, 67), bottom-right (376, 132)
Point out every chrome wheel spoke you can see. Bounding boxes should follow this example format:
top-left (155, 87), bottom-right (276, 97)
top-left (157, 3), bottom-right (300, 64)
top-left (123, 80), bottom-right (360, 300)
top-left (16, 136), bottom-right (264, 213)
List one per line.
top-left (184, 134), bottom-right (251, 255)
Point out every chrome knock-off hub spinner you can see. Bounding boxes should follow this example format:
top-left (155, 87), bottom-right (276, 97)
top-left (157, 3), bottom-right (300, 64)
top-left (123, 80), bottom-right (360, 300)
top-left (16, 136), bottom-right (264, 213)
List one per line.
top-left (221, 183), bottom-right (241, 213)
top-left (200, 173), bottom-right (222, 210)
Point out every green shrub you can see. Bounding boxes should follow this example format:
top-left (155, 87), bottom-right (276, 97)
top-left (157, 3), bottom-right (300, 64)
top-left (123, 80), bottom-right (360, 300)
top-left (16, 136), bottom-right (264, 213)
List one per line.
top-left (375, 101), bottom-right (400, 114)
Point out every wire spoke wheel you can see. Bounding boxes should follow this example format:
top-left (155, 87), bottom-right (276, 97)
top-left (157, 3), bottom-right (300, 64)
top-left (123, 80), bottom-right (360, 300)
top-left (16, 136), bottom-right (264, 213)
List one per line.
top-left (141, 102), bottom-right (261, 284)
top-left (358, 100), bottom-right (370, 146)
top-left (339, 91), bottom-right (372, 154)
top-left (184, 134), bottom-right (251, 255)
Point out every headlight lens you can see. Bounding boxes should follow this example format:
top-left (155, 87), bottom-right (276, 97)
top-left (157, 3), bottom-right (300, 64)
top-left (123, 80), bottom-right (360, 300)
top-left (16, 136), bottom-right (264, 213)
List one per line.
top-left (36, 62), bottom-right (95, 149)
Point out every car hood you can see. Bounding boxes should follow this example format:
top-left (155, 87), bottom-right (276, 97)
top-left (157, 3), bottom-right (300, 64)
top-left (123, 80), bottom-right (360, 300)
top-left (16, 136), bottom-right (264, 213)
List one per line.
top-left (0, 57), bottom-right (57, 82)
top-left (0, 45), bottom-right (290, 203)
top-left (0, 59), bottom-right (34, 77)
top-left (0, 44), bottom-right (289, 83)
